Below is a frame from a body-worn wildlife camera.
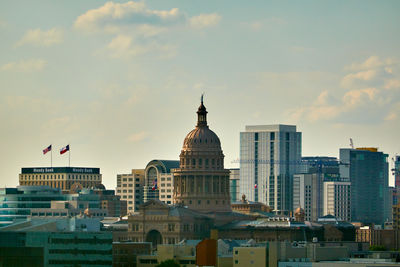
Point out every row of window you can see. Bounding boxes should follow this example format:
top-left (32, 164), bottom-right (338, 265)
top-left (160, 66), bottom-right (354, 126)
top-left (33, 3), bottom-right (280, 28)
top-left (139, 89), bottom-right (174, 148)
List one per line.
top-left (180, 158), bottom-right (222, 167)
top-left (21, 174), bottom-right (100, 180)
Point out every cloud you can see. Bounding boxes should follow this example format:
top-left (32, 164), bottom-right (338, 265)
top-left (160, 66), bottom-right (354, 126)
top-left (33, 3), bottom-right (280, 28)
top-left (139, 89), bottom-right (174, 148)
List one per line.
top-left (74, 1), bottom-right (220, 34)
top-left (345, 56), bottom-right (396, 71)
top-left (74, 1), bottom-right (185, 33)
top-left (0, 59), bottom-right (47, 72)
top-left (127, 131), bottom-right (148, 142)
top-left (384, 79), bottom-right (400, 90)
top-left (288, 56), bottom-right (400, 124)
top-left (16, 28), bottom-right (63, 47)
top-left (241, 17), bottom-right (287, 31)
top-left (189, 13), bottom-right (221, 29)
top-left (105, 34), bottom-right (176, 59)
top-left (341, 69), bottom-right (377, 87)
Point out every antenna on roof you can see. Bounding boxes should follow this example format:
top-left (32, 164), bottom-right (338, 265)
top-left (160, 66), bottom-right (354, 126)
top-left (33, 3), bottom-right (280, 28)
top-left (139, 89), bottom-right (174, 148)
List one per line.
top-left (201, 93), bottom-right (204, 104)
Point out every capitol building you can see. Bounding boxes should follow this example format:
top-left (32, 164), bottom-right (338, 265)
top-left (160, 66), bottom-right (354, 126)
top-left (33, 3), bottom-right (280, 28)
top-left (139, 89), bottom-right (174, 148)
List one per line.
top-left (126, 98), bottom-right (244, 245)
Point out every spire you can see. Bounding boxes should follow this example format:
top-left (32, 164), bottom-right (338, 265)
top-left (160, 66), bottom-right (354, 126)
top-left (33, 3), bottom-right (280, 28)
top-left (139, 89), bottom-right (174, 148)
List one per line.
top-left (197, 94), bottom-right (208, 127)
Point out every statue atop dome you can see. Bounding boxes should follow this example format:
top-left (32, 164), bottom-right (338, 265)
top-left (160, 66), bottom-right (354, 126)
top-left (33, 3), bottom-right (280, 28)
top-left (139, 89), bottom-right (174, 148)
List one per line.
top-left (197, 93), bottom-right (208, 127)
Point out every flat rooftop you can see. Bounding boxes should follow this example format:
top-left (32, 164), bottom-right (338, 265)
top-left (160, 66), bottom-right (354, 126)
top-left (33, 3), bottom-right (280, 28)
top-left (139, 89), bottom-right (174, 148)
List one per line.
top-left (244, 124), bottom-right (297, 132)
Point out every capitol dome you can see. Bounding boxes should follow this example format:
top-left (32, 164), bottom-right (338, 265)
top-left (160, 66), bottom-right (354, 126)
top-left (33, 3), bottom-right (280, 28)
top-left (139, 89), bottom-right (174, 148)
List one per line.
top-left (182, 101), bottom-right (221, 152)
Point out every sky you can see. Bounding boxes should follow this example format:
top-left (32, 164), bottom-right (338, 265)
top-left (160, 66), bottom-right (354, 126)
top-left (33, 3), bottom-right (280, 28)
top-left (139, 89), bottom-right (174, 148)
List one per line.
top-left (1, 1), bottom-right (400, 189)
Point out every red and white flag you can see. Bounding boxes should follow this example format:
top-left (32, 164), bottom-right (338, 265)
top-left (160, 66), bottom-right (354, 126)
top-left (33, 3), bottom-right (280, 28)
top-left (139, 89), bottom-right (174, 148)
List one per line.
top-left (254, 184), bottom-right (258, 189)
top-left (43, 145), bottom-right (52, 155)
top-left (60, 144), bottom-right (70, 155)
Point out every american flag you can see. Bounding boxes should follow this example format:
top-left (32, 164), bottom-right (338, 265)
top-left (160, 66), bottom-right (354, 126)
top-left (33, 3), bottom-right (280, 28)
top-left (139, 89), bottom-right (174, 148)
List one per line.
top-left (43, 145), bottom-right (52, 155)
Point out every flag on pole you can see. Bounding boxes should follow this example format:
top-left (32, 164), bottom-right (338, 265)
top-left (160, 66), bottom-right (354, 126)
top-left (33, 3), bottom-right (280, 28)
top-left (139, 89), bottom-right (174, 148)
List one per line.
top-left (43, 145), bottom-right (52, 155)
top-left (60, 145), bottom-right (70, 155)
top-left (152, 179), bottom-right (158, 191)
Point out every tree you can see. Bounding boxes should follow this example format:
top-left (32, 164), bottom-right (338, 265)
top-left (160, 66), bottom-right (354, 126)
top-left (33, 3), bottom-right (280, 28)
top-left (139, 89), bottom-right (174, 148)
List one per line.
top-left (155, 259), bottom-right (180, 267)
top-left (369, 245), bottom-right (386, 251)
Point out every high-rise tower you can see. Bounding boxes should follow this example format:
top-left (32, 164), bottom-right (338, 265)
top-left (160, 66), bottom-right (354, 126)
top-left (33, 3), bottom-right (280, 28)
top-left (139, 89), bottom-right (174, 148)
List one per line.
top-left (173, 98), bottom-right (231, 212)
top-left (240, 125), bottom-right (302, 213)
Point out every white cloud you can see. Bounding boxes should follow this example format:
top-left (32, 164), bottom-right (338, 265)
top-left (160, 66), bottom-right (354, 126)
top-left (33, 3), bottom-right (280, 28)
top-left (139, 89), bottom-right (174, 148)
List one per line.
top-left (288, 56), bottom-right (400, 124)
top-left (74, 1), bottom-right (185, 33)
top-left (0, 59), bottom-right (47, 72)
top-left (16, 28), bottom-right (63, 47)
top-left (189, 13), bottom-right (221, 29)
top-left (105, 34), bottom-right (176, 59)
top-left (384, 79), bottom-right (400, 90)
top-left (341, 69), bottom-right (377, 88)
top-left (127, 131), bottom-right (148, 142)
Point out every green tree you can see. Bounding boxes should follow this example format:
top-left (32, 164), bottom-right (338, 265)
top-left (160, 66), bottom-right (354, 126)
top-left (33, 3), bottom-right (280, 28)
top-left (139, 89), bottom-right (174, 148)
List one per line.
top-left (155, 259), bottom-right (180, 267)
top-left (369, 245), bottom-right (386, 251)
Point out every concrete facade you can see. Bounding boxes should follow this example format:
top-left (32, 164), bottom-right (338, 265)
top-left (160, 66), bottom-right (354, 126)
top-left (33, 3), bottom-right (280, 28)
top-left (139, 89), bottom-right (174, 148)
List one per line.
top-left (240, 125), bottom-right (302, 213)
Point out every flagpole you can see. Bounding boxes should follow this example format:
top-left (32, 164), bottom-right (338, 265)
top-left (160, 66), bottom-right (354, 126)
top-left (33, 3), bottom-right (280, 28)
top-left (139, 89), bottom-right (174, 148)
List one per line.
top-left (51, 147), bottom-right (53, 167)
top-left (69, 145), bottom-right (70, 167)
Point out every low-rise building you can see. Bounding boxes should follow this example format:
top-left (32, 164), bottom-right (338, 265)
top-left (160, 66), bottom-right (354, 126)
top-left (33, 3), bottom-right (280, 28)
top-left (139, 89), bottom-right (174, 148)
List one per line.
top-left (19, 167), bottom-right (102, 193)
top-left (113, 242), bottom-right (152, 267)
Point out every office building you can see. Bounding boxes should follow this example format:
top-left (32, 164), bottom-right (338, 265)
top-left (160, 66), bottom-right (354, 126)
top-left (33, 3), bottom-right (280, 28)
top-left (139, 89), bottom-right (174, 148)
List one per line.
top-left (0, 229), bottom-right (112, 266)
top-left (240, 125), bottom-right (302, 213)
top-left (0, 186), bottom-right (114, 227)
top-left (323, 181), bottom-right (351, 221)
top-left (144, 160), bottom-right (179, 203)
top-left (0, 186), bottom-right (63, 227)
top-left (340, 148), bottom-right (389, 224)
top-left (116, 169), bottom-right (145, 213)
top-left (293, 173), bottom-right (323, 221)
top-left (229, 168), bottom-right (240, 203)
top-left (293, 157), bottom-right (348, 222)
top-left (19, 167), bottom-right (102, 193)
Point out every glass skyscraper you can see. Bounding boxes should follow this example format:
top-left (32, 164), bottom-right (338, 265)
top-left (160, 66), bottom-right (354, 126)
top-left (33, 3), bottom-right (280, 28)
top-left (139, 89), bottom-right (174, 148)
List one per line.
top-left (340, 147), bottom-right (389, 224)
top-left (239, 125), bottom-right (301, 213)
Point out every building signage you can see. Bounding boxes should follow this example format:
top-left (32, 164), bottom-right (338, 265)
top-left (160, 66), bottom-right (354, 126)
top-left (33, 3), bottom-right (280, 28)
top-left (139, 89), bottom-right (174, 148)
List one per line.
top-left (21, 167), bottom-right (100, 174)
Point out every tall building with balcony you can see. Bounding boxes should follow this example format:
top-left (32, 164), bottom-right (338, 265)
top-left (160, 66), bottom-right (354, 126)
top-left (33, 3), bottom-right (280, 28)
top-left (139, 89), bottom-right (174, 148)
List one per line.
top-left (340, 147), bottom-right (389, 224)
top-left (19, 167), bottom-right (102, 193)
top-left (239, 125), bottom-right (302, 213)
top-left (116, 169), bottom-right (145, 213)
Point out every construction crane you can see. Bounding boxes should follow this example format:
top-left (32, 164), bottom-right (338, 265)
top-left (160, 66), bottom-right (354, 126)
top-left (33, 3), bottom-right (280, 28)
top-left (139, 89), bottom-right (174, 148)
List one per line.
top-left (349, 138), bottom-right (354, 149)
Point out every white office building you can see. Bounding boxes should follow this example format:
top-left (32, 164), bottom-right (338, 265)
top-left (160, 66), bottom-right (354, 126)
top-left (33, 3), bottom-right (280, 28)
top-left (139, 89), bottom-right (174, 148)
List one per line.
top-left (239, 125), bottom-right (301, 213)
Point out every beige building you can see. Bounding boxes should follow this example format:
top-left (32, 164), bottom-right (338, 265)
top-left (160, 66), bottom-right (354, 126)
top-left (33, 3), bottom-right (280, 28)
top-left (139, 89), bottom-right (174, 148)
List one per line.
top-left (137, 242), bottom-right (233, 267)
top-left (126, 200), bottom-right (213, 246)
top-left (19, 167), bottom-right (101, 193)
top-left (323, 181), bottom-right (351, 221)
top-left (159, 173), bottom-right (174, 205)
top-left (116, 169), bottom-right (145, 213)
